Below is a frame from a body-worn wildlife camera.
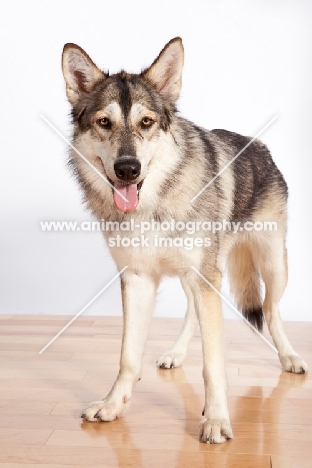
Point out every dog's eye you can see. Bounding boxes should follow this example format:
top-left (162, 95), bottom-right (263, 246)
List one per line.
top-left (97, 117), bottom-right (111, 129)
top-left (141, 117), bottom-right (154, 129)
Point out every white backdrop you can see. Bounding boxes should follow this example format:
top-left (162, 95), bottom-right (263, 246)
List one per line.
top-left (1, 0), bottom-right (312, 320)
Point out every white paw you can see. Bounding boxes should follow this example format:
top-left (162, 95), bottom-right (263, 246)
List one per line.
top-left (199, 417), bottom-right (233, 444)
top-left (156, 351), bottom-right (185, 369)
top-left (81, 396), bottom-right (130, 422)
top-left (280, 354), bottom-right (308, 374)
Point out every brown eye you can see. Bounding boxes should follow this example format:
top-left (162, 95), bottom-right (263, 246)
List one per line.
top-left (141, 117), bottom-right (154, 129)
top-left (97, 117), bottom-right (111, 129)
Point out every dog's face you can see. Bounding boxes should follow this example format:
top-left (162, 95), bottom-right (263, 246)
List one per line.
top-left (62, 38), bottom-right (184, 212)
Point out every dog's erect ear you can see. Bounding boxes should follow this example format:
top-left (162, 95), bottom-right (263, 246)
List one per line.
top-left (142, 37), bottom-right (184, 102)
top-left (62, 44), bottom-right (107, 105)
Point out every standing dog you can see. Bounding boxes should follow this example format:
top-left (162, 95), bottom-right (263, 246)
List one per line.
top-left (62, 38), bottom-right (307, 443)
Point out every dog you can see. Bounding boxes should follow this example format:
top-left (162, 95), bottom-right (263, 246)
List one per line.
top-left (61, 37), bottom-right (307, 444)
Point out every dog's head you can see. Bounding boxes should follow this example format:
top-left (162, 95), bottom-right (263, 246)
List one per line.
top-left (62, 38), bottom-right (184, 212)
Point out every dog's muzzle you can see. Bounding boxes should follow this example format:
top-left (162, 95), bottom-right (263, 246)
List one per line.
top-left (112, 156), bottom-right (143, 213)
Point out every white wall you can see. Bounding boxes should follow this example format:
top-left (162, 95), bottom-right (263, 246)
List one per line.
top-left (1, 0), bottom-right (312, 320)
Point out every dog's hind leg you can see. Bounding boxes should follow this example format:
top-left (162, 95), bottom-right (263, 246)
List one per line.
top-left (81, 269), bottom-right (157, 422)
top-left (257, 234), bottom-right (308, 374)
top-left (156, 277), bottom-right (198, 369)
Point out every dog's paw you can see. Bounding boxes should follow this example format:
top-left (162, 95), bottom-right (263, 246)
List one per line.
top-left (81, 397), bottom-right (130, 422)
top-left (156, 351), bottom-right (185, 369)
top-left (199, 417), bottom-right (233, 444)
top-left (280, 354), bottom-right (308, 374)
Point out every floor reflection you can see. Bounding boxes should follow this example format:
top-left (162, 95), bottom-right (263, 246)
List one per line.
top-left (81, 417), bottom-right (143, 467)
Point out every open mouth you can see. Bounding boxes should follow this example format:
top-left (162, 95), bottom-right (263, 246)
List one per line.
top-left (108, 178), bottom-right (144, 213)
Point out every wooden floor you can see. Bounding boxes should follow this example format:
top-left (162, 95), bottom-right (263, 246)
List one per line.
top-left (0, 316), bottom-right (311, 468)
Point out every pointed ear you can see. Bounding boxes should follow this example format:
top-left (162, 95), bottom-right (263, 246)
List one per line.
top-left (142, 37), bottom-right (184, 102)
top-left (62, 43), bottom-right (107, 105)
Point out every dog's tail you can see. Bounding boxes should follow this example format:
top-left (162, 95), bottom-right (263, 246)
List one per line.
top-left (227, 242), bottom-right (264, 332)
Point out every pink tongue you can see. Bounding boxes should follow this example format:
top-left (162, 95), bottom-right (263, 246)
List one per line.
top-left (113, 183), bottom-right (138, 212)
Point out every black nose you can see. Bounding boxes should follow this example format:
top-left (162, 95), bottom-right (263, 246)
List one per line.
top-left (114, 157), bottom-right (141, 182)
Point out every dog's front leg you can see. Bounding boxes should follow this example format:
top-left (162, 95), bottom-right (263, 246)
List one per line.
top-left (82, 269), bottom-right (157, 422)
top-left (193, 271), bottom-right (233, 443)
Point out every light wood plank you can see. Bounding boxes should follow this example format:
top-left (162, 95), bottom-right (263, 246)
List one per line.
top-left (0, 368), bottom-right (87, 380)
top-left (271, 456), bottom-right (312, 468)
top-left (0, 400), bottom-right (57, 415)
top-left (0, 428), bottom-right (53, 446)
top-left (0, 445), bottom-right (271, 467)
